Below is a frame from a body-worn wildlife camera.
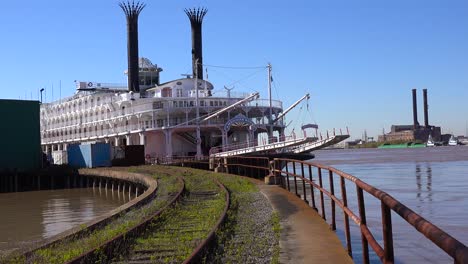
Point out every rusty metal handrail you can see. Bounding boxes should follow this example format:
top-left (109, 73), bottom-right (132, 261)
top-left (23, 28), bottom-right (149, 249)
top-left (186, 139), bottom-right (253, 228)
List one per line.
top-left (272, 158), bottom-right (468, 264)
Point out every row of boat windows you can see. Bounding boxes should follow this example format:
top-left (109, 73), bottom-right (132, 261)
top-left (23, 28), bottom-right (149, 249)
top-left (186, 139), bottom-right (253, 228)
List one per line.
top-left (44, 102), bottom-right (231, 126)
top-left (153, 100), bottom-right (228, 109)
top-left (42, 116), bottom-right (279, 140)
top-left (44, 96), bottom-right (230, 116)
top-left (44, 109), bottom-right (113, 125)
top-left (44, 96), bottom-right (109, 115)
top-left (43, 124), bottom-right (117, 138)
top-left (42, 119), bottom-right (180, 138)
top-left (44, 99), bottom-right (230, 123)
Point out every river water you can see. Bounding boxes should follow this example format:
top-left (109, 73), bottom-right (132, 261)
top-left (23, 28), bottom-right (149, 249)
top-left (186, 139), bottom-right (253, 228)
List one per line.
top-left (0, 187), bottom-right (128, 255)
top-left (311, 146), bottom-right (468, 264)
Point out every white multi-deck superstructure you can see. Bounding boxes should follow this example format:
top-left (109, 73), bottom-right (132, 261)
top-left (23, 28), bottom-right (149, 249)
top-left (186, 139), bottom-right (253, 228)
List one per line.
top-left (40, 4), bottom-right (350, 162)
top-left (40, 58), bottom-right (285, 159)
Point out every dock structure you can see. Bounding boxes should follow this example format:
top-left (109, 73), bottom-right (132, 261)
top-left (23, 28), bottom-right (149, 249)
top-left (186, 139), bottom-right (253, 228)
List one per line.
top-left (209, 134), bottom-right (350, 158)
top-left (209, 137), bottom-right (315, 158)
top-left (291, 134), bottom-right (350, 153)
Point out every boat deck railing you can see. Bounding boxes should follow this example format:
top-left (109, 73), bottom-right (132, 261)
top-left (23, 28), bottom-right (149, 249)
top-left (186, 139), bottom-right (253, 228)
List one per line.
top-left (209, 135), bottom-right (309, 157)
top-left (209, 129), bottom-right (349, 158)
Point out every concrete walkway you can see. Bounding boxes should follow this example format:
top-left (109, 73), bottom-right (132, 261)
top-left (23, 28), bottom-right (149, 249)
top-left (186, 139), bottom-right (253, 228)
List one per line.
top-left (258, 184), bottom-right (354, 264)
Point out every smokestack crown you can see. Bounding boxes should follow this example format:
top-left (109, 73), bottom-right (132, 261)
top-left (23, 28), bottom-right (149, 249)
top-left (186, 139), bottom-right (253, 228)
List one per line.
top-left (120, 1), bottom-right (146, 19)
top-left (184, 8), bottom-right (208, 25)
top-left (120, 1), bottom-right (145, 92)
top-left (185, 7), bottom-right (207, 80)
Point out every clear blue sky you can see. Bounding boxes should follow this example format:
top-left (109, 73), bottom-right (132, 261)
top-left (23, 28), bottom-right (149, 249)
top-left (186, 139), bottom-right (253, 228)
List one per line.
top-left (1, 0), bottom-right (467, 139)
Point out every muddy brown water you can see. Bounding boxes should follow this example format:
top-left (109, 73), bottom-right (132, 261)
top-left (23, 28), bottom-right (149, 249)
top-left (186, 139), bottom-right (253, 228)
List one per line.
top-left (0, 187), bottom-right (128, 254)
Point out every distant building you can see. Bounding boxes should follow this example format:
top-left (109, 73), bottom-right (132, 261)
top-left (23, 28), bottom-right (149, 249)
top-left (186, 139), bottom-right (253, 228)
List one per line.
top-left (345, 139), bottom-right (362, 148)
top-left (378, 89), bottom-right (442, 143)
top-left (378, 125), bottom-right (441, 142)
top-left (0, 100), bottom-right (42, 171)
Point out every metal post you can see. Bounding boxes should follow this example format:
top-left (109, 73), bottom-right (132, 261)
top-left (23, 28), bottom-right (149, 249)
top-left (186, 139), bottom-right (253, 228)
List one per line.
top-left (381, 201), bottom-right (394, 263)
top-left (308, 164), bottom-right (317, 211)
top-left (301, 163), bottom-right (308, 203)
top-left (340, 177), bottom-right (352, 257)
top-left (267, 63), bottom-right (273, 139)
top-left (318, 168), bottom-right (326, 220)
top-left (273, 160), bottom-right (281, 187)
top-left (285, 161), bottom-right (290, 191)
top-left (40, 88), bottom-right (44, 103)
top-left (293, 161), bottom-right (299, 197)
top-left (357, 186), bottom-right (370, 264)
top-left (329, 170), bottom-right (336, 230)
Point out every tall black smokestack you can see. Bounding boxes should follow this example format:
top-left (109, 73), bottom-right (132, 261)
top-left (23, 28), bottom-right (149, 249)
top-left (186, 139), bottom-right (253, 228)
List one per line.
top-left (120, 1), bottom-right (145, 92)
top-left (423, 88), bottom-right (429, 127)
top-left (185, 8), bottom-right (207, 80)
top-left (412, 89), bottom-right (419, 129)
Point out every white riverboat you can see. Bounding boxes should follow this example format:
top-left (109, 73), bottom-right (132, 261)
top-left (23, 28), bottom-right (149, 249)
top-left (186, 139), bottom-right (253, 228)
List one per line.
top-left (39, 4), bottom-right (348, 161)
top-left (40, 58), bottom-right (287, 159)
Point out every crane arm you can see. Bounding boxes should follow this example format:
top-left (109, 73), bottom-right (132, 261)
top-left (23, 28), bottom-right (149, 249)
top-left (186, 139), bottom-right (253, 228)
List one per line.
top-left (272, 93), bottom-right (310, 124)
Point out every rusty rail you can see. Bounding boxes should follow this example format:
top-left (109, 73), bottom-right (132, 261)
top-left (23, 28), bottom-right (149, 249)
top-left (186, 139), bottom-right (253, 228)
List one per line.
top-left (65, 176), bottom-right (186, 264)
top-left (181, 156), bottom-right (468, 264)
top-left (183, 178), bottom-right (231, 263)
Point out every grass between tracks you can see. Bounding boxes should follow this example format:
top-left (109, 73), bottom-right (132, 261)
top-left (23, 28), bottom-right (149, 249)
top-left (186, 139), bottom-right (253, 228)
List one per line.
top-left (113, 166), bottom-right (227, 263)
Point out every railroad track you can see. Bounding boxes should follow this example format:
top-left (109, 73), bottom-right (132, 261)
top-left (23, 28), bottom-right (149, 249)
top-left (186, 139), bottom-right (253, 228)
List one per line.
top-left (112, 176), bottom-right (229, 264)
top-left (9, 175), bottom-right (184, 264)
top-left (64, 176), bottom-right (186, 264)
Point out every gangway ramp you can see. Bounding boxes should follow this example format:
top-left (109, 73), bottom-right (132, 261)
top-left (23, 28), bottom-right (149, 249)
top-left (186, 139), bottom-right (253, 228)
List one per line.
top-left (210, 137), bottom-right (315, 158)
top-left (292, 134), bottom-right (350, 154)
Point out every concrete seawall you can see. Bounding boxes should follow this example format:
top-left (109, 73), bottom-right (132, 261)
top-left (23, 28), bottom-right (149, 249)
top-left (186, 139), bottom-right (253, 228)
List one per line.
top-left (1, 167), bottom-right (78, 193)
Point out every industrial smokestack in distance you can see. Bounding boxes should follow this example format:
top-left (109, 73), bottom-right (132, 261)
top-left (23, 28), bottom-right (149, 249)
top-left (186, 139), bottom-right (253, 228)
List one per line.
top-left (412, 89), bottom-right (419, 129)
top-left (120, 1), bottom-right (146, 92)
top-left (185, 8), bottom-right (207, 80)
top-left (423, 88), bottom-right (429, 127)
